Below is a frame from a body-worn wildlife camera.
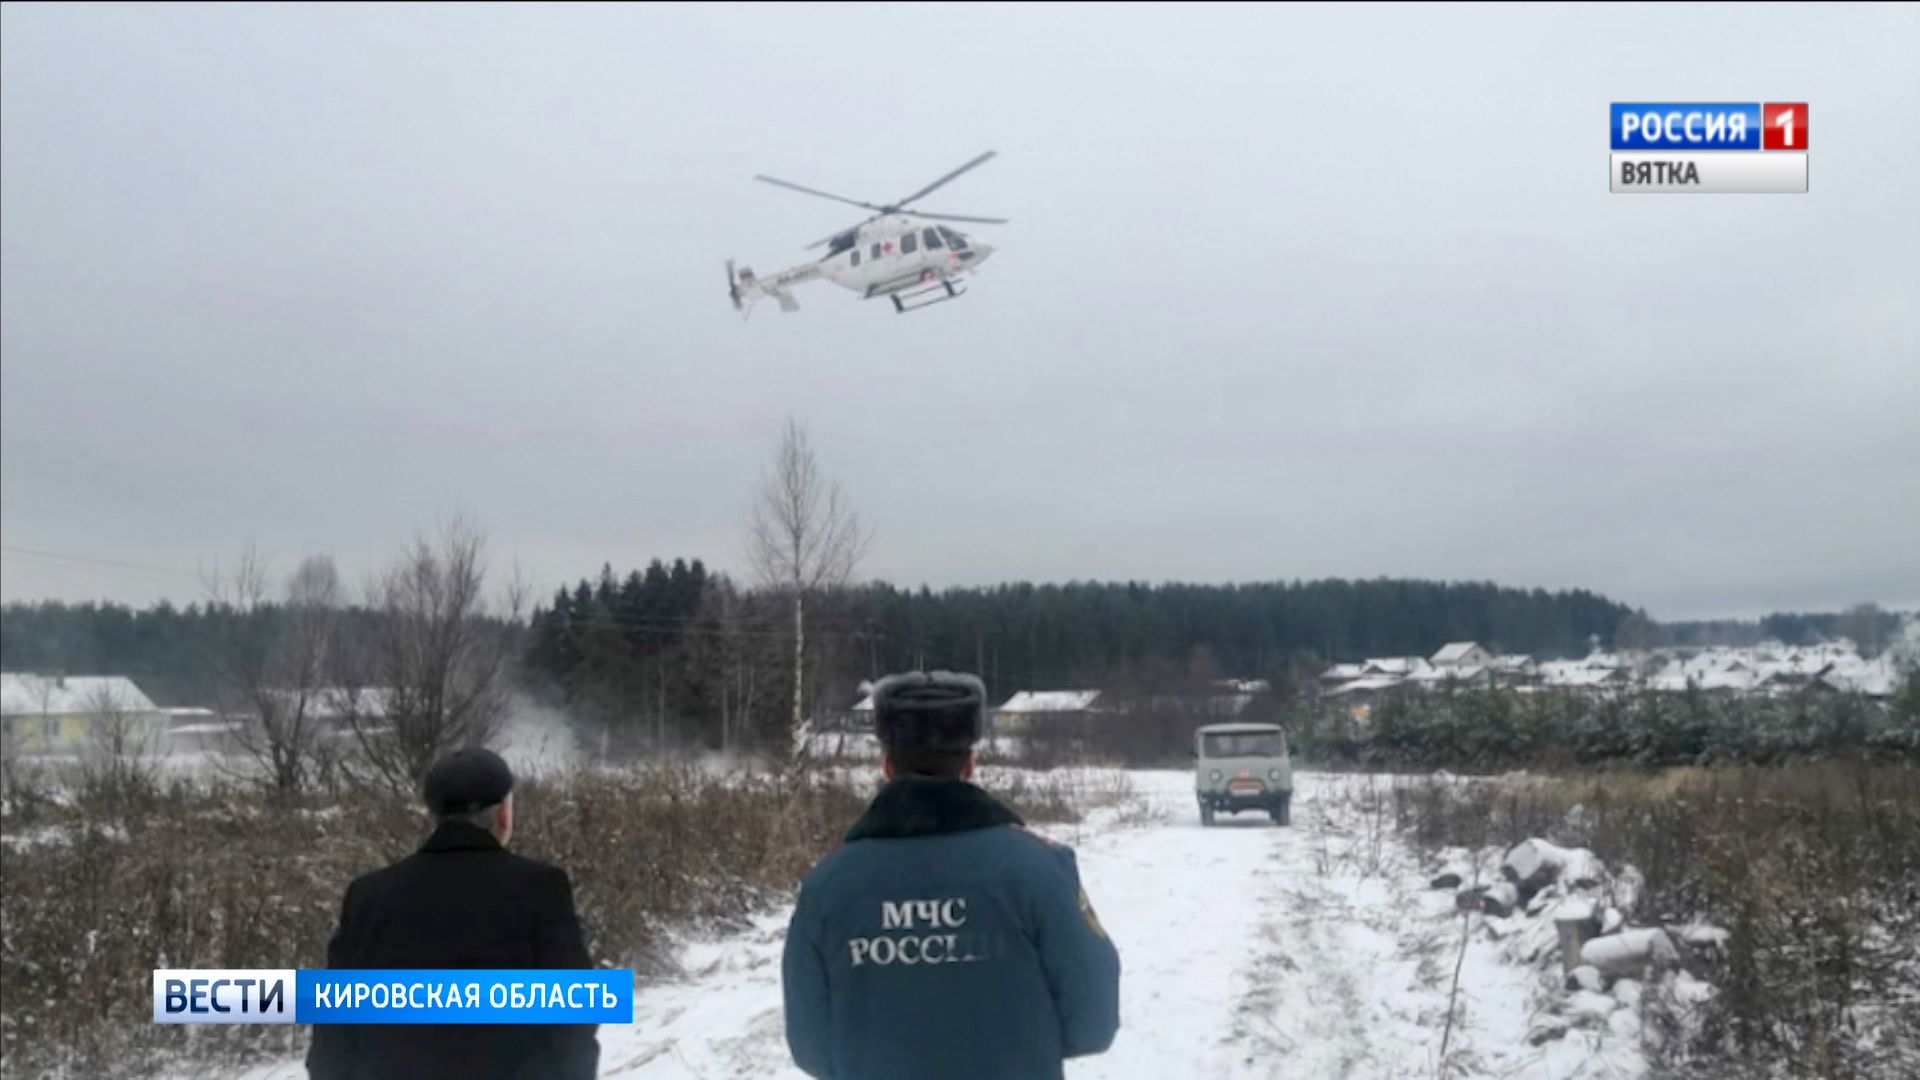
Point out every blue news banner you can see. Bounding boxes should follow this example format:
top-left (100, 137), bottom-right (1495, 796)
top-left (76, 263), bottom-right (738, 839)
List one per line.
top-left (153, 969), bottom-right (634, 1025)
top-left (1611, 103), bottom-right (1762, 151)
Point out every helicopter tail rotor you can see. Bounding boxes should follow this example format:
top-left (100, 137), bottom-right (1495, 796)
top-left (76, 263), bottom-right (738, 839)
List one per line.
top-left (724, 261), bottom-right (798, 319)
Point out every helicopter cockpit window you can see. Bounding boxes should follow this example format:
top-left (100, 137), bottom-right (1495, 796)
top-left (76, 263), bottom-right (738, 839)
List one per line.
top-left (923, 227), bottom-right (944, 249)
top-left (938, 226), bottom-right (969, 251)
top-left (900, 232), bottom-right (918, 254)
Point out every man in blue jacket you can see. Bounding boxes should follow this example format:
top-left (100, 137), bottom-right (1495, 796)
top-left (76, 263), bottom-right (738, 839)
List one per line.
top-left (783, 671), bottom-right (1121, 1080)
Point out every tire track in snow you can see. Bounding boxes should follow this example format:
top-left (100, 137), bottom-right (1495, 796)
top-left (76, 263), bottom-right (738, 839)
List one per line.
top-left (1063, 775), bottom-right (1284, 1080)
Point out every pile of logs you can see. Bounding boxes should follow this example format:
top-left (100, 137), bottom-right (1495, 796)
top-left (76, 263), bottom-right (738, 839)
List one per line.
top-left (1432, 836), bottom-right (1725, 1045)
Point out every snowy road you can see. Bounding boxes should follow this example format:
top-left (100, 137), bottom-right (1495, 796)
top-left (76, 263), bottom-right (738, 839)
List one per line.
top-left (225, 771), bottom-right (1639, 1080)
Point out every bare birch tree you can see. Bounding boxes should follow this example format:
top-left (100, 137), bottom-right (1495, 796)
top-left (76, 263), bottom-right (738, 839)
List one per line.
top-left (749, 420), bottom-right (869, 760)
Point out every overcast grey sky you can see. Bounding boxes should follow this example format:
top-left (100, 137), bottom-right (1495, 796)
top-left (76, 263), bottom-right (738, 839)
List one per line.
top-left (3, 2), bottom-right (1916, 620)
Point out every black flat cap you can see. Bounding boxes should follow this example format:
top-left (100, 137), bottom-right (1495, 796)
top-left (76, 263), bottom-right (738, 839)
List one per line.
top-left (873, 671), bottom-right (986, 752)
top-left (422, 747), bottom-right (514, 814)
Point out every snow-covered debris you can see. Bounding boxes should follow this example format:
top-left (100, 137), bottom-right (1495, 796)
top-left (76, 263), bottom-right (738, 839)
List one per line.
top-left (1583, 928), bottom-right (1680, 977)
top-left (1554, 898), bottom-right (1597, 923)
top-left (1502, 838), bottom-right (1605, 894)
top-left (1563, 990), bottom-right (1619, 1024)
top-left (1611, 864), bottom-right (1646, 914)
top-left (1527, 1018), bottom-right (1570, 1046)
top-left (1481, 881), bottom-right (1521, 917)
top-left (1670, 970), bottom-right (1717, 1006)
top-left (1566, 965), bottom-right (1606, 993)
top-left (1508, 916), bottom-right (1566, 965)
top-left (1679, 924), bottom-right (1730, 951)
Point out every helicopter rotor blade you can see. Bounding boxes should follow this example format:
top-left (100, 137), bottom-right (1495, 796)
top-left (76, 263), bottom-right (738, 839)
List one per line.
top-left (754, 174), bottom-right (885, 212)
top-left (904, 211), bottom-right (1009, 225)
top-left (893, 151), bottom-right (997, 208)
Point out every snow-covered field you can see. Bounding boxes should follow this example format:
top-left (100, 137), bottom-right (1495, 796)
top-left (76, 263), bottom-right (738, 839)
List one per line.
top-left (217, 771), bottom-right (1642, 1080)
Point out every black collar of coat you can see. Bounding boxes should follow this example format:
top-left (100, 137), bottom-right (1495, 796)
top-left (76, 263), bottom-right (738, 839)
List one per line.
top-left (420, 820), bottom-right (504, 853)
top-left (845, 775), bottom-right (1024, 842)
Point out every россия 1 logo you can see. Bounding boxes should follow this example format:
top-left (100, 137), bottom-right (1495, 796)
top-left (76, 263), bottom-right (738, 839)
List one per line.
top-left (1610, 103), bottom-right (1808, 194)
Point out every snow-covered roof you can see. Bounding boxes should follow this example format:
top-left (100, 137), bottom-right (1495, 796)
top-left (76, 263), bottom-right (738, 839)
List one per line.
top-left (1536, 660), bottom-right (1588, 681)
top-left (1363, 657), bottom-right (1431, 677)
top-left (1822, 659), bottom-right (1902, 697)
top-left (851, 693), bottom-right (875, 712)
top-left (0, 674), bottom-right (157, 717)
top-left (1542, 667), bottom-right (1626, 689)
top-left (1695, 670), bottom-right (1757, 693)
top-left (1430, 642), bottom-right (1484, 665)
top-left (261, 686), bottom-right (395, 719)
top-left (1490, 654), bottom-right (1535, 671)
top-left (1320, 664), bottom-right (1367, 681)
top-left (1409, 664), bottom-right (1487, 684)
top-left (996, 690), bottom-right (1102, 713)
top-left (1324, 676), bottom-right (1404, 697)
top-left (1148, 692), bottom-right (1256, 717)
top-left (1195, 721), bottom-right (1283, 734)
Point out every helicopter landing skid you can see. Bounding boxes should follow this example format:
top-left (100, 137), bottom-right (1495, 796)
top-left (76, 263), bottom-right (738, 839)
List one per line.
top-left (889, 278), bottom-right (964, 313)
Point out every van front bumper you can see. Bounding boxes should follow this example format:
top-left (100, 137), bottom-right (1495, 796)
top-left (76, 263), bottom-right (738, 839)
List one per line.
top-left (1198, 788), bottom-right (1290, 812)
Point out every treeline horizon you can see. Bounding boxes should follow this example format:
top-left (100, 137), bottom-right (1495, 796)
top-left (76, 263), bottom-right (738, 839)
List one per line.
top-left (3, 565), bottom-right (1901, 714)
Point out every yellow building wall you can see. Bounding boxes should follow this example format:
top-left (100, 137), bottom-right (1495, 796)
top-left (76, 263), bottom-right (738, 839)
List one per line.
top-left (4, 712), bottom-right (166, 753)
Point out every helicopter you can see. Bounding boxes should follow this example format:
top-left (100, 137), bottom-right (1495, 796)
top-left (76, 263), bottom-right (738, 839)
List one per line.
top-left (727, 151), bottom-right (1005, 316)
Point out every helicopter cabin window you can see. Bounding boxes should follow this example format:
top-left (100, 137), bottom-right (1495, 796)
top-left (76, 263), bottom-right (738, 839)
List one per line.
top-left (871, 242), bottom-right (883, 259)
top-left (938, 226), bottom-right (969, 251)
top-left (850, 248), bottom-right (861, 266)
top-left (900, 232), bottom-right (918, 254)
top-left (923, 227), bottom-right (944, 249)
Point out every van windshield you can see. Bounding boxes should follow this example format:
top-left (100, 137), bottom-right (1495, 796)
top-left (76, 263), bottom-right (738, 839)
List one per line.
top-left (1202, 732), bottom-right (1285, 758)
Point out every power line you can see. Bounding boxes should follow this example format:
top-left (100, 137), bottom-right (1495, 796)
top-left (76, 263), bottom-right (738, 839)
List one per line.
top-left (0, 544), bottom-right (204, 582)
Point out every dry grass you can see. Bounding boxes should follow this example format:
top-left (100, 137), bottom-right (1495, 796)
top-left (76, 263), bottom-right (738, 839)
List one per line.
top-left (0, 759), bottom-right (1138, 1079)
top-left (1391, 763), bottom-right (1920, 1080)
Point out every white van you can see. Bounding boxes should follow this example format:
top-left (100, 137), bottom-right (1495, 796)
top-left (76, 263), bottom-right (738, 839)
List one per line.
top-left (1195, 722), bottom-right (1292, 826)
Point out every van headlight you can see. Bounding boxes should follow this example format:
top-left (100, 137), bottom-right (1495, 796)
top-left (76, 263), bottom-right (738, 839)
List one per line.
top-left (1269, 768), bottom-right (1282, 781)
top-left (1209, 770), bottom-right (1223, 782)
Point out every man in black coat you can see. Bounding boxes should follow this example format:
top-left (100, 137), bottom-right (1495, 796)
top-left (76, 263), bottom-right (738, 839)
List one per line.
top-left (307, 748), bottom-right (600, 1080)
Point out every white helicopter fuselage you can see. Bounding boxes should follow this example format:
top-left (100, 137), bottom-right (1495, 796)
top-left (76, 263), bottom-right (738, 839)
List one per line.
top-left (818, 216), bottom-right (995, 296)
top-left (731, 215), bottom-right (995, 316)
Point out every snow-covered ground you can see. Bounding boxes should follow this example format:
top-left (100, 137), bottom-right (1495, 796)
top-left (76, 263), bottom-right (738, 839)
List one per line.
top-left (217, 771), bottom-right (1641, 1079)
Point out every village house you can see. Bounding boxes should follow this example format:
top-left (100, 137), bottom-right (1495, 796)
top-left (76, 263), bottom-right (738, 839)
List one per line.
top-left (0, 673), bottom-right (168, 754)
